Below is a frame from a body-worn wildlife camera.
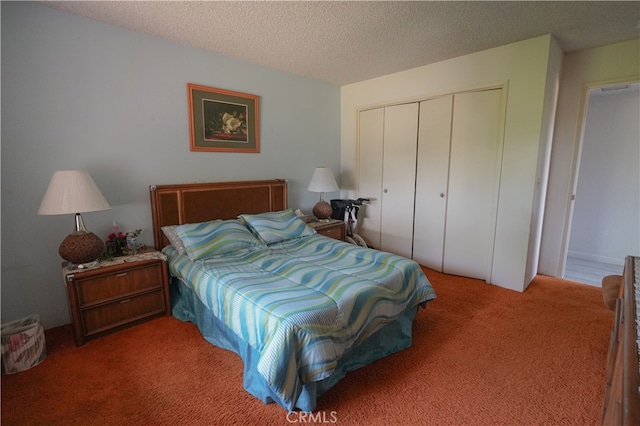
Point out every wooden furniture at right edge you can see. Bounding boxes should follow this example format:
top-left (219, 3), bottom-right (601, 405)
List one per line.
top-left (602, 255), bottom-right (639, 425)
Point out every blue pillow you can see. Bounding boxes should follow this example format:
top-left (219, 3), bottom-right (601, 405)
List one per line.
top-left (239, 209), bottom-right (315, 245)
top-left (174, 219), bottom-right (265, 261)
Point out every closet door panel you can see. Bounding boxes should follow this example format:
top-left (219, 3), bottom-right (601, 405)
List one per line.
top-left (413, 95), bottom-right (454, 271)
top-left (357, 108), bottom-right (384, 249)
top-left (380, 103), bottom-right (419, 258)
top-left (444, 89), bottom-right (503, 280)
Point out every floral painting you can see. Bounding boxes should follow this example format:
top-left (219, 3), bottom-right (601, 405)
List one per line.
top-left (187, 83), bottom-right (260, 153)
top-left (203, 100), bottom-right (247, 142)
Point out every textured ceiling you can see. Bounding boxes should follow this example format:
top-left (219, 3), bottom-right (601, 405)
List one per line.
top-left (40, 1), bottom-right (640, 86)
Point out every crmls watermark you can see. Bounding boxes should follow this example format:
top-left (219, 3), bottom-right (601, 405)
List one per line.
top-left (286, 411), bottom-right (338, 424)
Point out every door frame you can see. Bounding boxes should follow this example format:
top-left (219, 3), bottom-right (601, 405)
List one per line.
top-left (559, 77), bottom-right (640, 278)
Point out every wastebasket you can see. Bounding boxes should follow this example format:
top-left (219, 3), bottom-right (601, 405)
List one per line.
top-left (1, 315), bottom-right (46, 374)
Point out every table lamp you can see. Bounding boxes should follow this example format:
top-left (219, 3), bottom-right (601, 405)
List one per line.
top-left (308, 167), bottom-right (338, 222)
top-left (38, 170), bottom-right (111, 265)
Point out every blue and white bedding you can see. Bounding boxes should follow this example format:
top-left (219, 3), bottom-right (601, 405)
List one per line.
top-left (162, 210), bottom-right (436, 411)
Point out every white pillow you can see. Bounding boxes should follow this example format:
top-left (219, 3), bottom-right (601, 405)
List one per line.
top-left (161, 225), bottom-right (187, 255)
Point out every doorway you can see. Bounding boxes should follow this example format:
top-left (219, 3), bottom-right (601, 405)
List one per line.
top-left (563, 82), bottom-right (640, 286)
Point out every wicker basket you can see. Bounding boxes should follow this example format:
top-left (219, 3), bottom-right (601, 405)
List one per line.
top-left (1, 315), bottom-right (46, 374)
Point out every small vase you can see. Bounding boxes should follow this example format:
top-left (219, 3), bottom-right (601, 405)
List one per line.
top-left (126, 235), bottom-right (138, 255)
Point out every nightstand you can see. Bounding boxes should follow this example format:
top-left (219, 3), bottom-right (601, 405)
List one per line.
top-left (62, 251), bottom-right (170, 346)
top-left (308, 219), bottom-right (346, 241)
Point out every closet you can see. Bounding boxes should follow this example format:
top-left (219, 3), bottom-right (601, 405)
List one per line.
top-left (357, 89), bottom-right (504, 282)
top-left (357, 103), bottom-right (418, 259)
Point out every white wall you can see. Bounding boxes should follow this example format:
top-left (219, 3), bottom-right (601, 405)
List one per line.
top-left (341, 35), bottom-right (562, 292)
top-left (525, 40), bottom-right (564, 284)
top-left (539, 39), bottom-right (640, 277)
top-left (1, 2), bottom-right (340, 328)
top-left (567, 87), bottom-right (640, 264)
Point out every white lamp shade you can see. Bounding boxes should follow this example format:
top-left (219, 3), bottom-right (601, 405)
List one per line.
top-left (38, 170), bottom-right (111, 215)
top-left (307, 167), bottom-right (339, 193)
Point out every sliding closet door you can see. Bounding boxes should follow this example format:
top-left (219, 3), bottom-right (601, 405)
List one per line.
top-left (357, 108), bottom-right (384, 249)
top-left (380, 103), bottom-right (419, 258)
top-left (413, 95), bottom-right (454, 271)
top-left (443, 89), bottom-right (503, 280)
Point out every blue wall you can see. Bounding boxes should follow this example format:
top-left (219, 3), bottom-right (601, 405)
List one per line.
top-left (1, 2), bottom-right (341, 328)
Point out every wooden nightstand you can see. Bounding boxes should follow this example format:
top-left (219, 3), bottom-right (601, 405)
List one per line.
top-left (63, 251), bottom-right (170, 346)
top-left (308, 219), bottom-right (346, 241)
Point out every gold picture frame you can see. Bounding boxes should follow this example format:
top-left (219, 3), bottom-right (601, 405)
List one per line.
top-left (187, 83), bottom-right (260, 153)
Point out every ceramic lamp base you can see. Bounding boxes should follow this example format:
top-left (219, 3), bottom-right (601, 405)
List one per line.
top-left (59, 231), bottom-right (104, 265)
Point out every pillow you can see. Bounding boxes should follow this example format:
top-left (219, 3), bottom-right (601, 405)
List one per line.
top-left (239, 209), bottom-right (315, 245)
top-left (174, 219), bottom-right (265, 261)
top-left (161, 225), bottom-right (188, 255)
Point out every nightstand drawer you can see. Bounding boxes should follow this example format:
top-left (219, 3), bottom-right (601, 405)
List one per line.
top-left (64, 255), bottom-right (170, 345)
top-left (308, 220), bottom-right (345, 241)
top-left (318, 226), bottom-right (343, 240)
top-left (76, 263), bottom-right (163, 307)
top-left (82, 289), bottom-right (166, 334)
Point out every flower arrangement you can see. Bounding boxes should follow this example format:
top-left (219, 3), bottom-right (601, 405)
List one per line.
top-left (104, 229), bottom-right (141, 257)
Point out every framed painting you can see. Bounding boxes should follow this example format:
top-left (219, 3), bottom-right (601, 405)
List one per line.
top-left (187, 83), bottom-right (260, 153)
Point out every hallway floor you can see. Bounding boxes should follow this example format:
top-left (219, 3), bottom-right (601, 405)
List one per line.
top-left (564, 255), bottom-right (624, 287)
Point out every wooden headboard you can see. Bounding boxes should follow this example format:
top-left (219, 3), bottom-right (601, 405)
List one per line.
top-left (149, 179), bottom-right (288, 250)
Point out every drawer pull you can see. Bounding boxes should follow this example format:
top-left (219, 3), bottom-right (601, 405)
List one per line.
top-left (116, 273), bottom-right (128, 278)
top-left (119, 299), bottom-right (132, 304)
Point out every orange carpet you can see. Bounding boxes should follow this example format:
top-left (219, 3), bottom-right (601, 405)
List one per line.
top-left (1, 269), bottom-right (613, 425)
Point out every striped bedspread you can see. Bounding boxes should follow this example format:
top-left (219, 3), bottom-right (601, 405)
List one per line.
top-left (165, 234), bottom-right (436, 409)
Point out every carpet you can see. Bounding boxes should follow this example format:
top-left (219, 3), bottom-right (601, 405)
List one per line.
top-left (1, 269), bottom-right (613, 425)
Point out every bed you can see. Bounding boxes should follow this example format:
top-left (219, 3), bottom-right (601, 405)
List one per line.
top-left (150, 179), bottom-right (436, 412)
